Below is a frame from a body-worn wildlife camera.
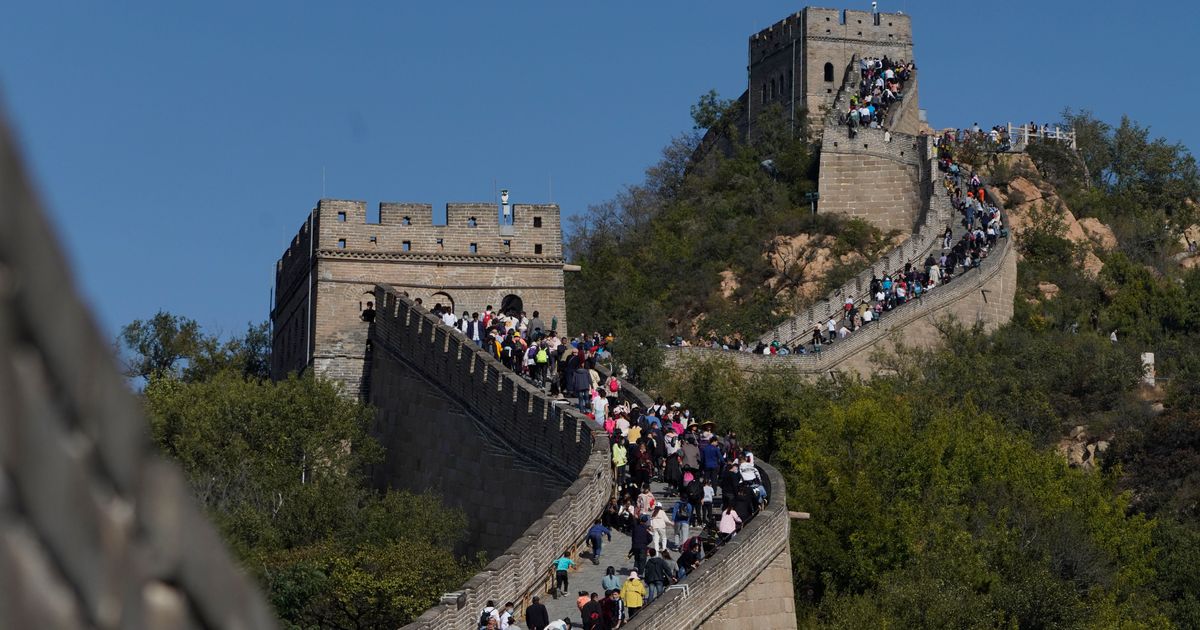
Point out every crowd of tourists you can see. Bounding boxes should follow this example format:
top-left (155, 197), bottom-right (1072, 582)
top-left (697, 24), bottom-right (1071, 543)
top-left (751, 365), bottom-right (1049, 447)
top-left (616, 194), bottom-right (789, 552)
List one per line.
top-left (670, 144), bottom-right (1006, 356)
top-left (476, 391), bottom-right (770, 629)
top-left (396, 300), bottom-right (619, 405)
top-left (842, 56), bottom-right (915, 132)
top-left (947, 120), bottom-right (1071, 152)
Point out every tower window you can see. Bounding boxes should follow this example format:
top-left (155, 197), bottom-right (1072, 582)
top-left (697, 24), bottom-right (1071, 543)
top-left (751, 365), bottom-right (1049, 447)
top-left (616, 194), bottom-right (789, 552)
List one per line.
top-left (337, 211), bottom-right (346, 222)
top-left (369, 235), bottom-right (377, 243)
top-left (402, 241), bottom-right (411, 252)
top-left (535, 244), bottom-right (543, 254)
top-left (337, 239), bottom-right (346, 249)
top-left (469, 243), bottom-right (478, 254)
top-left (402, 216), bottom-right (411, 225)
top-left (533, 216), bottom-right (542, 228)
top-left (770, 79), bottom-right (776, 99)
top-left (468, 217), bottom-right (477, 227)
top-left (824, 62), bottom-right (835, 82)
top-left (436, 238), bottom-right (444, 249)
top-left (761, 83), bottom-right (767, 104)
top-left (502, 239), bottom-right (511, 253)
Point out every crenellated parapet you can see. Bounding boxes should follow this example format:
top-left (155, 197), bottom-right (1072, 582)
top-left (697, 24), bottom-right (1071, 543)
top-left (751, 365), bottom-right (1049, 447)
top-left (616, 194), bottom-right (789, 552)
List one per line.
top-left (271, 197), bottom-right (570, 388)
top-left (366, 285), bottom-right (612, 629)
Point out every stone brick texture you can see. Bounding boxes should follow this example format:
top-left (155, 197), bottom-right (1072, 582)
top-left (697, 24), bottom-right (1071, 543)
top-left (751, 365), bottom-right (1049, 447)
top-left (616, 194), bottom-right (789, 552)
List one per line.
top-left (0, 111), bottom-right (276, 629)
top-left (365, 287), bottom-right (614, 630)
top-left (762, 130), bottom-right (959, 348)
top-left (271, 198), bottom-right (569, 381)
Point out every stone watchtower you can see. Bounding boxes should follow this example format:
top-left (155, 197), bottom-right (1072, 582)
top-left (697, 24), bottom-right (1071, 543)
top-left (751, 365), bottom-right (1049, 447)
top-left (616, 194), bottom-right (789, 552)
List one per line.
top-left (270, 196), bottom-right (569, 395)
top-left (747, 7), bottom-right (913, 135)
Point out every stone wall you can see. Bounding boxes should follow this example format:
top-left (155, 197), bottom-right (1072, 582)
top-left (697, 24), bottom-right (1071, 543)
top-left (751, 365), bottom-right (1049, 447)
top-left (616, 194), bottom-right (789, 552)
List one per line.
top-left (816, 55), bottom-right (925, 234)
top-left (763, 133), bottom-right (953, 349)
top-left (665, 210), bottom-right (1018, 378)
top-left (698, 548), bottom-right (796, 630)
top-left (0, 110), bottom-right (276, 629)
top-left (748, 8), bottom-right (914, 132)
top-left (625, 462), bottom-right (795, 630)
top-left (365, 286), bottom-right (614, 630)
top-left (271, 198), bottom-right (569, 383)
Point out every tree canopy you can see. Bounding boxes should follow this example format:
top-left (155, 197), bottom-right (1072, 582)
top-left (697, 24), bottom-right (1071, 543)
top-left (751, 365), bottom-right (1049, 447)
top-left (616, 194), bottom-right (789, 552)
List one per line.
top-left (130, 314), bottom-right (475, 628)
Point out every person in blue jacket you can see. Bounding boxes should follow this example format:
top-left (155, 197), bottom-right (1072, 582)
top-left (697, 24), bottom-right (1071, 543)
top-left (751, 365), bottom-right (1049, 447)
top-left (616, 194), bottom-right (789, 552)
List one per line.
top-left (700, 437), bottom-right (723, 483)
top-left (586, 519), bottom-right (612, 565)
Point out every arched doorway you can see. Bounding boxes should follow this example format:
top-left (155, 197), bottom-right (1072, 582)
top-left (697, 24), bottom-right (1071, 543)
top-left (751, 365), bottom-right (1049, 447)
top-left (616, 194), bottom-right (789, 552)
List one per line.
top-left (500, 294), bottom-right (523, 317)
top-left (430, 291), bottom-right (454, 314)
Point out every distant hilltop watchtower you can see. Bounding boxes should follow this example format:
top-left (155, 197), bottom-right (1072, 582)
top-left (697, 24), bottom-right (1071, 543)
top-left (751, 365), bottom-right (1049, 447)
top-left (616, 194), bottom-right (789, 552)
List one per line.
top-left (747, 7), bottom-right (914, 134)
top-left (271, 195), bottom-right (569, 395)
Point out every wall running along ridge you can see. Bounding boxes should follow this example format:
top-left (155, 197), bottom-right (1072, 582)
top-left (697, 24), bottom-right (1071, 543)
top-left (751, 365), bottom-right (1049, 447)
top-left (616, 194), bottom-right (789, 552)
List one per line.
top-left (0, 108), bottom-right (277, 628)
top-left (665, 180), bottom-right (1016, 377)
top-left (366, 286), bottom-right (613, 629)
top-left (372, 287), bottom-right (796, 629)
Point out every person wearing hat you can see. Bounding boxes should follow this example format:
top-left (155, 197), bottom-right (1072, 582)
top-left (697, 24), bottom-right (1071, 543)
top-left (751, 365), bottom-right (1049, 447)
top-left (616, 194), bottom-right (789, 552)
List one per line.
top-left (700, 437), bottom-right (723, 484)
top-left (619, 570), bottom-right (647, 619)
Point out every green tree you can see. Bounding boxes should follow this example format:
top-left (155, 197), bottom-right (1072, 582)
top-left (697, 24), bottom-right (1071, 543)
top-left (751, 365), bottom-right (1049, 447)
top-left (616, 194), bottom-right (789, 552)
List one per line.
top-left (121, 311), bottom-right (271, 382)
top-left (775, 386), bottom-right (1164, 628)
top-left (690, 89), bottom-right (734, 132)
top-left (143, 367), bottom-right (474, 627)
top-left (120, 310), bottom-right (203, 379)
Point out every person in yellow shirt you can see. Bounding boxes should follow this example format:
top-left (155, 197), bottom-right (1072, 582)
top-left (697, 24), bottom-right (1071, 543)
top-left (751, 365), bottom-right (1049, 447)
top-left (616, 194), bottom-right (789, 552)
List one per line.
top-left (619, 570), bottom-right (647, 619)
top-left (611, 438), bottom-right (628, 487)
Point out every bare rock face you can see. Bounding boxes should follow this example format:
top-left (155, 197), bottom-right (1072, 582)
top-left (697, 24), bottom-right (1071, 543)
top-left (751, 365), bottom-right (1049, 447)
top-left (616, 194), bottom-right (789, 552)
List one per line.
top-left (1004, 176), bottom-right (1105, 277)
top-left (763, 234), bottom-right (842, 306)
top-left (1056, 425), bottom-right (1110, 471)
top-left (1037, 282), bottom-right (1061, 300)
top-left (719, 270), bottom-right (740, 299)
top-left (1078, 217), bottom-right (1118, 251)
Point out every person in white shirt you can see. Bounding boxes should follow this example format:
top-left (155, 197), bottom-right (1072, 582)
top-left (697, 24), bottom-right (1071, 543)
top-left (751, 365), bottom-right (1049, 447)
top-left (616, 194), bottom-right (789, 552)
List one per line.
top-left (591, 392), bottom-right (608, 423)
top-left (615, 415), bottom-right (631, 437)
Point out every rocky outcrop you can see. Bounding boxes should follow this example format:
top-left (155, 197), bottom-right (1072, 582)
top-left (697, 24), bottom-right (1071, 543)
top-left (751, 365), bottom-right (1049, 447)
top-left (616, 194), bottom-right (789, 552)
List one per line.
top-left (1056, 425), bottom-right (1110, 470)
top-left (763, 234), bottom-right (869, 307)
top-left (1078, 217), bottom-right (1118, 252)
top-left (992, 174), bottom-right (1110, 277)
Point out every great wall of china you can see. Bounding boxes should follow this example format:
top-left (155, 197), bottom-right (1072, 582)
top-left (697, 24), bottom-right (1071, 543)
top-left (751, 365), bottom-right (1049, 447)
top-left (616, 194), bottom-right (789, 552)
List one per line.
top-left (0, 7), bottom-right (1032, 629)
top-left (664, 54), bottom-right (1017, 378)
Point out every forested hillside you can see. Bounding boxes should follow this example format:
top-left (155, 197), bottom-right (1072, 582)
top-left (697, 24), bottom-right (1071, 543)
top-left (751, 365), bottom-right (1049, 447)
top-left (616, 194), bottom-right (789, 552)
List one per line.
top-left (570, 102), bottom-right (1200, 627)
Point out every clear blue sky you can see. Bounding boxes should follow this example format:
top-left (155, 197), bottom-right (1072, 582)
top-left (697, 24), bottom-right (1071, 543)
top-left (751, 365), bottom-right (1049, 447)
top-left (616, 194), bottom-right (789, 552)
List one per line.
top-left (2, 1), bottom-right (1197, 340)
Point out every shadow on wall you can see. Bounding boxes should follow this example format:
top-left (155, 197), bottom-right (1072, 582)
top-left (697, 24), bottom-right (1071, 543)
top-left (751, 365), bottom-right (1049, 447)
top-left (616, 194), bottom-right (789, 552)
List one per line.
top-left (365, 285), bottom-right (614, 630)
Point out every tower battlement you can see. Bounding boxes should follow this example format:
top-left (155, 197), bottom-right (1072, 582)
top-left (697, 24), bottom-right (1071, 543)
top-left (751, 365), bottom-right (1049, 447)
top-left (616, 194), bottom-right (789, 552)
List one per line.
top-left (271, 197), bottom-right (569, 386)
top-left (746, 7), bottom-right (914, 135)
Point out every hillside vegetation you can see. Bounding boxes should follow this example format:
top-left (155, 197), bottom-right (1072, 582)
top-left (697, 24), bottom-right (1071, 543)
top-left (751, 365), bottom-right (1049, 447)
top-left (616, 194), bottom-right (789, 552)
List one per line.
top-left (578, 103), bottom-right (1200, 627)
top-left (121, 314), bottom-right (478, 628)
top-left (566, 98), bottom-right (896, 375)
